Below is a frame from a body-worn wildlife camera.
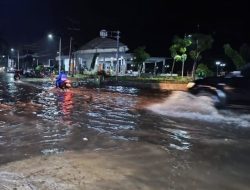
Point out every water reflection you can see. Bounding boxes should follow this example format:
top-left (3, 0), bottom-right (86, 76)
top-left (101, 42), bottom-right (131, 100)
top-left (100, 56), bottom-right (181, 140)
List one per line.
top-left (165, 128), bottom-right (191, 151)
top-left (58, 91), bottom-right (74, 122)
top-left (1, 79), bottom-right (250, 159)
top-left (1, 73), bottom-right (250, 189)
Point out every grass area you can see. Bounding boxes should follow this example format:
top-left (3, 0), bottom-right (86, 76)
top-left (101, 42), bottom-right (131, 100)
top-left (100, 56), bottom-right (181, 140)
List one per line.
top-left (69, 74), bottom-right (192, 84)
top-left (114, 76), bottom-right (192, 83)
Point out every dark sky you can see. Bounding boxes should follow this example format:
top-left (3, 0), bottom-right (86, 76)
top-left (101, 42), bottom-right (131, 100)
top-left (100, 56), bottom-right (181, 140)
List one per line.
top-left (0, 0), bottom-right (249, 57)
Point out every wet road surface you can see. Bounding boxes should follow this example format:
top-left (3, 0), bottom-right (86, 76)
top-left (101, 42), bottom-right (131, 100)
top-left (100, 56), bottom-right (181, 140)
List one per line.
top-left (0, 72), bottom-right (250, 189)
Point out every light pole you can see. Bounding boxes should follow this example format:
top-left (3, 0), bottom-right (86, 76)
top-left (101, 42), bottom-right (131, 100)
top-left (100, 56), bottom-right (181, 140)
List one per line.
top-left (48, 34), bottom-right (62, 73)
top-left (100, 29), bottom-right (120, 80)
top-left (215, 61), bottom-right (220, 76)
top-left (11, 48), bottom-right (20, 70)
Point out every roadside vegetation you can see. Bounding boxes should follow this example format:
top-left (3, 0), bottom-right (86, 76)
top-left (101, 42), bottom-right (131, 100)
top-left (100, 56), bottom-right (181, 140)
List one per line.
top-left (2, 32), bottom-right (250, 84)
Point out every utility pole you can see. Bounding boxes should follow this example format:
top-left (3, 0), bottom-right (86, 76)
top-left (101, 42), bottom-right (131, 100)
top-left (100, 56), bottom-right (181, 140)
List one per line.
top-left (68, 37), bottom-right (73, 76)
top-left (100, 29), bottom-right (120, 80)
top-left (67, 24), bottom-right (80, 76)
top-left (17, 50), bottom-right (20, 70)
top-left (116, 31), bottom-right (120, 81)
top-left (7, 56), bottom-right (9, 68)
top-left (59, 37), bottom-right (62, 73)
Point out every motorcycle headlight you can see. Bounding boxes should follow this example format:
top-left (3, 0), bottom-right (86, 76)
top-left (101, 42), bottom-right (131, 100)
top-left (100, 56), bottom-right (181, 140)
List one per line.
top-left (187, 82), bottom-right (196, 89)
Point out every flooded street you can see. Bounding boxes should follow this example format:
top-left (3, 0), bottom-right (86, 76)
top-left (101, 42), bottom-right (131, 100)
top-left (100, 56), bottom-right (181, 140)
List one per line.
top-left (1, 72), bottom-right (250, 189)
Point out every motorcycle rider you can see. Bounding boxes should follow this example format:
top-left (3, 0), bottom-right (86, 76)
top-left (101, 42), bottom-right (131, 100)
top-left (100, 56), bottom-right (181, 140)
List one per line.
top-left (14, 70), bottom-right (21, 80)
top-left (56, 70), bottom-right (67, 88)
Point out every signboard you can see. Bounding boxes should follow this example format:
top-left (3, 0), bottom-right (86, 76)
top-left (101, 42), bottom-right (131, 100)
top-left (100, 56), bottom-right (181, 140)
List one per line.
top-left (100, 30), bottom-right (108, 38)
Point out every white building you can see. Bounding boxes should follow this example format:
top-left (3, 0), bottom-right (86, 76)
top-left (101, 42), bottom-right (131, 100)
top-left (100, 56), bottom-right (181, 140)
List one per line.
top-left (55, 55), bottom-right (70, 72)
top-left (74, 37), bottom-right (133, 76)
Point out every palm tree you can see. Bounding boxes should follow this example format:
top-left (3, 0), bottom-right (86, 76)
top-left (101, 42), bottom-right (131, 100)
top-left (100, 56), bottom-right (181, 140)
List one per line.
top-left (169, 36), bottom-right (191, 77)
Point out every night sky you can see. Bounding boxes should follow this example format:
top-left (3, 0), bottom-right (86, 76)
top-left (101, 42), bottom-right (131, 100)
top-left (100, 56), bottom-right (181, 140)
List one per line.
top-left (0, 0), bottom-right (249, 57)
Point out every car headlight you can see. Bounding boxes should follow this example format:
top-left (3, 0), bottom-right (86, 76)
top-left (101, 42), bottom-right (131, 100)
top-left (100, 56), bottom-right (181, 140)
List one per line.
top-left (187, 82), bottom-right (196, 89)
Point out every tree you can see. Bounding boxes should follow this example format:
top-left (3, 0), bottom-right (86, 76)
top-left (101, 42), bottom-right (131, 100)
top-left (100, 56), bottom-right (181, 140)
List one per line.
top-left (196, 63), bottom-right (214, 78)
top-left (188, 33), bottom-right (214, 78)
top-left (133, 46), bottom-right (150, 76)
top-left (35, 65), bottom-right (44, 73)
top-left (224, 44), bottom-right (245, 70)
top-left (169, 36), bottom-right (191, 77)
top-left (240, 43), bottom-right (250, 63)
top-left (169, 44), bottom-right (178, 76)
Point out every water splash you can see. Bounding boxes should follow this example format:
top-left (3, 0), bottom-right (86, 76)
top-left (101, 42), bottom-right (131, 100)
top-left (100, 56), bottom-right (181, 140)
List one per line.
top-left (147, 91), bottom-right (250, 127)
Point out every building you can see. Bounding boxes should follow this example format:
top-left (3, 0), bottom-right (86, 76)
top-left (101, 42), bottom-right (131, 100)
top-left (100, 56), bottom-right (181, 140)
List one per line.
top-left (55, 55), bottom-right (70, 72)
top-left (74, 37), bottom-right (133, 76)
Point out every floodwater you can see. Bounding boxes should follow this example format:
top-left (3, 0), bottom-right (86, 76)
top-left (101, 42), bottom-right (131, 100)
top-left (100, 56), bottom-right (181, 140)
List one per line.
top-left (0, 72), bottom-right (250, 189)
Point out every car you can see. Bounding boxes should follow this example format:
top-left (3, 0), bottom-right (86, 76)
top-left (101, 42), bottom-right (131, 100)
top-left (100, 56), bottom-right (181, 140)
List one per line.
top-left (187, 66), bottom-right (250, 108)
top-left (24, 70), bottom-right (36, 78)
top-left (24, 70), bottom-right (45, 78)
top-left (6, 67), bottom-right (15, 73)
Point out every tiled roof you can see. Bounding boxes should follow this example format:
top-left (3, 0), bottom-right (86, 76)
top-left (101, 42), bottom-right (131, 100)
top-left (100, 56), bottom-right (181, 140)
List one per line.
top-left (79, 37), bottom-right (126, 50)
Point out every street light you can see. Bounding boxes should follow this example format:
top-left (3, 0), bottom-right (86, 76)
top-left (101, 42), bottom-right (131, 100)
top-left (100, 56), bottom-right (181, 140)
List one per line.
top-left (48, 33), bottom-right (62, 73)
top-left (11, 48), bottom-right (20, 70)
top-left (220, 63), bottom-right (226, 75)
top-left (100, 29), bottom-right (120, 80)
top-left (215, 61), bottom-right (220, 76)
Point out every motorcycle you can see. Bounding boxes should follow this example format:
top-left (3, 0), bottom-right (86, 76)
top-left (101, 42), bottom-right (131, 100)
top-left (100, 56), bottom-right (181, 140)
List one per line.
top-left (58, 79), bottom-right (71, 90)
top-left (14, 71), bottom-right (21, 81)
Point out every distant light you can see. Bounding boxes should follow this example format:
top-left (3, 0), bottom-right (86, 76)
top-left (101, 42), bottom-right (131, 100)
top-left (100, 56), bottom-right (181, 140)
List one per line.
top-left (48, 34), bottom-right (53, 39)
top-left (220, 63), bottom-right (226, 67)
top-left (100, 29), bottom-right (108, 38)
top-left (216, 61), bottom-right (221, 65)
top-left (11, 48), bottom-right (14, 52)
top-left (2, 55), bottom-right (5, 58)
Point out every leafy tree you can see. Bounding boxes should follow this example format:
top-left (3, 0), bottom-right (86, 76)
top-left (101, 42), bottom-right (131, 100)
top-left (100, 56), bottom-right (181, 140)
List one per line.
top-left (240, 43), bottom-right (250, 63)
top-left (35, 65), bottom-right (44, 72)
top-left (224, 44), bottom-right (245, 70)
top-left (195, 63), bottom-right (214, 78)
top-left (188, 33), bottom-right (214, 78)
top-left (133, 46), bottom-right (150, 76)
top-left (169, 36), bottom-right (191, 77)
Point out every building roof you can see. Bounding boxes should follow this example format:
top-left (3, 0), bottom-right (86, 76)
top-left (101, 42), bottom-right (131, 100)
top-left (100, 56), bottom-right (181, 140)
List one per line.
top-left (79, 37), bottom-right (127, 50)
